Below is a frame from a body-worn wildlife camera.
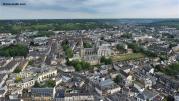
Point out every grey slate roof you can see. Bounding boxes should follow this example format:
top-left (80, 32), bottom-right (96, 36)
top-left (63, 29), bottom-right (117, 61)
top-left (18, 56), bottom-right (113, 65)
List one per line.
top-left (31, 88), bottom-right (54, 97)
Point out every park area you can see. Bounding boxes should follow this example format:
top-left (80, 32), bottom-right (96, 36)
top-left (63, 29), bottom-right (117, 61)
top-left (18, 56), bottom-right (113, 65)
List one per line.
top-left (111, 53), bottom-right (145, 62)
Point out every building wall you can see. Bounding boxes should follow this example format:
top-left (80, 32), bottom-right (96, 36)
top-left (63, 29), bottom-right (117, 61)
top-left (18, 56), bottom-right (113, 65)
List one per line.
top-left (63, 95), bottom-right (94, 101)
top-left (107, 86), bottom-right (121, 94)
top-left (174, 96), bottom-right (179, 101)
top-left (21, 80), bottom-right (35, 89)
top-left (97, 46), bottom-right (111, 57)
top-left (37, 70), bottom-right (57, 82)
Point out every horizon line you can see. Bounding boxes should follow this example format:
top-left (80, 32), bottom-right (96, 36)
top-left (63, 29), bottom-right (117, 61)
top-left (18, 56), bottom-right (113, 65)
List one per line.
top-left (1, 18), bottom-right (179, 21)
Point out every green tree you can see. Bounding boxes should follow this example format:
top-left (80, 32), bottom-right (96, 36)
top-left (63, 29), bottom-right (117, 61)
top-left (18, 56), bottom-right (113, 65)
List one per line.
top-left (105, 58), bottom-right (112, 65)
top-left (164, 63), bottom-right (179, 76)
top-left (127, 43), bottom-right (157, 57)
top-left (46, 80), bottom-right (56, 87)
top-left (116, 44), bottom-right (123, 50)
top-left (15, 76), bottom-right (22, 83)
top-left (75, 63), bottom-right (82, 71)
top-left (34, 81), bottom-right (41, 88)
top-left (68, 60), bottom-right (91, 71)
top-left (13, 68), bottom-right (21, 73)
top-left (0, 44), bottom-right (28, 57)
top-left (100, 56), bottom-right (112, 65)
top-left (114, 75), bottom-right (122, 84)
top-left (100, 56), bottom-right (106, 63)
top-left (84, 42), bottom-right (92, 48)
top-left (66, 48), bottom-right (73, 58)
top-left (28, 60), bottom-right (33, 65)
top-left (62, 40), bottom-right (73, 58)
top-left (121, 33), bottom-right (132, 38)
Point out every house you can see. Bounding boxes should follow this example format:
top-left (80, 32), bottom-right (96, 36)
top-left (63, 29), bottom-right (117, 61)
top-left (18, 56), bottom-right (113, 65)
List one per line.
top-left (175, 93), bottom-right (179, 101)
top-left (9, 94), bottom-right (20, 101)
top-left (110, 72), bottom-right (119, 79)
top-left (37, 68), bottom-right (57, 82)
top-left (0, 89), bottom-right (7, 98)
top-left (113, 64), bottom-right (120, 71)
top-left (0, 60), bottom-right (19, 74)
top-left (119, 70), bottom-right (133, 86)
top-left (55, 88), bottom-right (94, 101)
top-left (31, 88), bottom-right (55, 101)
top-left (144, 78), bottom-right (152, 89)
top-left (33, 37), bottom-right (48, 46)
top-left (61, 76), bottom-right (71, 83)
top-left (134, 81), bottom-right (145, 93)
top-left (55, 89), bottom-right (65, 101)
top-left (142, 65), bottom-right (154, 75)
top-left (0, 73), bottom-right (8, 88)
top-left (136, 90), bottom-right (159, 101)
top-left (134, 35), bottom-right (153, 42)
top-left (63, 93), bottom-right (94, 101)
top-left (95, 78), bottom-right (121, 95)
top-left (107, 86), bottom-right (121, 94)
top-left (155, 72), bottom-right (179, 90)
top-left (120, 65), bottom-right (132, 74)
top-left (58, 65), bottom-right (75, 73)
top-left (95, 84), bottom-right (121, 96)
top-left (100, 79), bottom-right (114, 88)
top-left (18, 77), bottom-right (35, 89)
top-left (9, 87), bottom-right (23, 95)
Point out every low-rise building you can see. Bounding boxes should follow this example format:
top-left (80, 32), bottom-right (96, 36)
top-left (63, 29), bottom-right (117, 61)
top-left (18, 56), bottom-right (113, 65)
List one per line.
top-left (31, 88), bottom-right (55, 101)
top-left (37, 68), bottom-right (57, 82)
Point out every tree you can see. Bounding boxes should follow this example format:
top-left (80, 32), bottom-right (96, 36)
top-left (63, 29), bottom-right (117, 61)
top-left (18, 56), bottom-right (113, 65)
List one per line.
top-left (84, 42), bottom-right (92, 48)
top-left (62, 40), bottom-right (73, 58)
top-left (13, 68), bottom-right (21, 73)
top-left (46, 80), bottom-right (56, 87)
top-left (28, 60), bottom-right (33, 65)
top-left (116, 44), bottom-right (126, 53)
top-left (34, 81), bottom-right (41, 88)
top-left (0, 44), bottom-right (29, 57)
top-left (164, 63), bottom-right (179, 76)
top-left (62, 40), bottom-right (69, 46)
top-left (83, 62), bottom-right (91, 69)
top-left (100, 56), bottom-right (106, 63)
top-left (68, 60), bottom-right (91, 71)
top-left (121, 33), bottom-right (132, 38)
top-left (75, 63), bottom-right (82, 71)
top-left (165, 95), bottom-right (174, 101)
top-left (105, 58), bottom-right (112, 65)
top-left (15, 76), bottom-right (22, 83)
top-left (127, 43), bottom-right (157, 57)
top-left (116, 44), bottom-right (124, 50)
top-left (33, 31), bottom-right (55, 37)
top-left (169, 43), bottom-right (177, 48)
top-left (114, 75), bottom-right (122, 84)
top-left (66, 48), bottom-right (73, 58)
top-left (100, 56), bottom-right (112, 65)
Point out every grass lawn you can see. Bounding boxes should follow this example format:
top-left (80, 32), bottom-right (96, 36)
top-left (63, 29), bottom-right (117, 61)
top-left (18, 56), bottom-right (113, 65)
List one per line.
top-left (163, 63), bottom-right (179, 76)
top-left (111, 53), bottom-right (145, 62)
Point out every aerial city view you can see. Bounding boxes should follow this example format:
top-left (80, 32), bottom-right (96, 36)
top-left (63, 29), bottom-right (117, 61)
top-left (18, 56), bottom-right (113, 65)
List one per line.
top-left (0, 0), bottom-right (179, 101)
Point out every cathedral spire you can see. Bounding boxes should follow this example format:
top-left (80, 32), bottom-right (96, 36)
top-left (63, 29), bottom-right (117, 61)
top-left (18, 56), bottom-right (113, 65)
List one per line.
top-left (80, 37), bottom-right (83, 48)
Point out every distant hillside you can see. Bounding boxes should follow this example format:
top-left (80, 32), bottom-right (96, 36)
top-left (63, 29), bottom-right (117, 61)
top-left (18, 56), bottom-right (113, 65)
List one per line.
top-left (1, 19), bottom-right (179, 33)
top-left (147, 19), bottom-right (179, 29)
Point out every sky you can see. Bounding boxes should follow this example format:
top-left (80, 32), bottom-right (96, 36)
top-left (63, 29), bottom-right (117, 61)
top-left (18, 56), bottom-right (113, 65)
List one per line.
top-left (0, 0), bottom-right (179, 19)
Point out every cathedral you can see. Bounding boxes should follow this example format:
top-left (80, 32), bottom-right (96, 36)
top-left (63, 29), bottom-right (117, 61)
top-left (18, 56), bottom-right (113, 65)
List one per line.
top-left (79, 38), bottom-right (111, 65)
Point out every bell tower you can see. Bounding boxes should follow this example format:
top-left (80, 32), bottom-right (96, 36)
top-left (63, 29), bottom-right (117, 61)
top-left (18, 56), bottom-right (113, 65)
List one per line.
top-left (80, 38), bottom-right (84, 57)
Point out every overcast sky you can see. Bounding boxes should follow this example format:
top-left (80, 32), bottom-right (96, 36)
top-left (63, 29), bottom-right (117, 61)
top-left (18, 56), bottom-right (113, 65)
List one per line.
top-left (0, 0), bottom-right (179, 19)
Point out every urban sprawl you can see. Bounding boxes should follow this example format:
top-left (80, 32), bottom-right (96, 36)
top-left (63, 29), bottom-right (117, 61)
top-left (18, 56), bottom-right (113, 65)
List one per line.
top-left (0, 20), bottom-right (179, 101)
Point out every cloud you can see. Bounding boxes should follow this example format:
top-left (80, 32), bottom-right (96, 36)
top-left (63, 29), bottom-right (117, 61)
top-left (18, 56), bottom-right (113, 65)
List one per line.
top-left (0, 0), bottom-right (178, 19)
